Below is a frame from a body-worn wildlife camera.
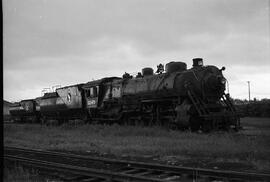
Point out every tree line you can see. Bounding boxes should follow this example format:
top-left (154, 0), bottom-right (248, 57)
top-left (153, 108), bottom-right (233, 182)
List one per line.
top-left (232, 98), bottom-right (270, 117)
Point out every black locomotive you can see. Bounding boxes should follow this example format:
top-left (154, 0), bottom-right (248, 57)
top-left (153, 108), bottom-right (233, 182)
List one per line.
top-left (9, 58), bottom-right (240, 131)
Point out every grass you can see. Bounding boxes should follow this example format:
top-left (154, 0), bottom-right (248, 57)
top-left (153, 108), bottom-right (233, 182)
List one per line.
top-left (4, 117), bottom-right (270, 171)
top-left (240, 117), bottom-right (270, 128)
top-left (4, 165), bottom-right (44, 182)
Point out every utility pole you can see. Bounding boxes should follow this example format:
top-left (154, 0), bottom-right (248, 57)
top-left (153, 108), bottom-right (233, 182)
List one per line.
top-left (247, 81), bottom-right (250, 102)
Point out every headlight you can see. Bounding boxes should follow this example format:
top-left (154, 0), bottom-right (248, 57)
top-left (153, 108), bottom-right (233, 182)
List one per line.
top-left (221, 78), bottom-right (226, 85)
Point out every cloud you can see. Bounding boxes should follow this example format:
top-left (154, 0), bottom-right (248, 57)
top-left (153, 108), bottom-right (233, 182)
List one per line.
top-left (3, 0), bottom-right (270, 101)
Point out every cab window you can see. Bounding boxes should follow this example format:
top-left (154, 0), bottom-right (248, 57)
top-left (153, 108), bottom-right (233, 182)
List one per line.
top-left (93, 87), bottom-right (97, 97)
top-left (87, 86), bottom-right (99, 98)
top-left (90, 88), bottom-right (94, 97)
top-left (86, 89), bottom-right (91, 97)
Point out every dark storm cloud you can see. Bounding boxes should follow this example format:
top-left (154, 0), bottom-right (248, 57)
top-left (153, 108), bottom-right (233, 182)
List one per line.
top-left (3, 0), bottom-right (270, 101)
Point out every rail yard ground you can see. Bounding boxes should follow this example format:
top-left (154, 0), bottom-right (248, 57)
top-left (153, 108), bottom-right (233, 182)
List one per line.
top-left (4, 117), bottom-right (270, 173)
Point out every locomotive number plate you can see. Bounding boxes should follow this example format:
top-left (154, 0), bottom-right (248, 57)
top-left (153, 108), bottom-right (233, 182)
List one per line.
top-left (87, 99), bottom-right (97, 107)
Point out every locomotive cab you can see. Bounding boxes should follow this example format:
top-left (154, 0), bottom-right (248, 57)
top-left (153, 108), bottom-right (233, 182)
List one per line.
top-left (82, 77), bottom-right (122, 120)
top-left (83, 80), bottom-right (101, 109)
top-left (84, 86), bottom-right (99, 108)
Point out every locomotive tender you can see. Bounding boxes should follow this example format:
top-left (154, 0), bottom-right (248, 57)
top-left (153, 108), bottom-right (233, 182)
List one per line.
top-left (10, 58), bottom-right (240, 131)
top-left (9, 99), bottom-right (40, 123)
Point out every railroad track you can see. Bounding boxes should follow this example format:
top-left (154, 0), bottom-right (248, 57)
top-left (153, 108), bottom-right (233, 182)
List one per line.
top-left (4, 146), bottom-right (270, 182)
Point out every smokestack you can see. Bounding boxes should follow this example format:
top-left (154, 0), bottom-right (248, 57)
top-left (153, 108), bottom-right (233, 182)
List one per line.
top-left (192, 58), bottom-right (203, 67)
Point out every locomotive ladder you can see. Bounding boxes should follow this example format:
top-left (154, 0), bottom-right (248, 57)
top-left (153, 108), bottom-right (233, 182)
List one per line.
top-left (187, 89), bottom-right (209, 116)
top-left (188, 90), bottom-right (227, 130)
top-left (221, 94), bottom-right (237, 113)
top-left (221, 94), bottom-right (240, 129)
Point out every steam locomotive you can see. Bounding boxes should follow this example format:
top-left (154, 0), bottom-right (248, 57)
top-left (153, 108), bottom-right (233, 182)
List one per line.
top-left (9, 58), bottom-right (240, 131)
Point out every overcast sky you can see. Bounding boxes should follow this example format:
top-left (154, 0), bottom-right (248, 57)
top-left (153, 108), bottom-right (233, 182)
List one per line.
top-left (3, 0), bottom-right (270, 102)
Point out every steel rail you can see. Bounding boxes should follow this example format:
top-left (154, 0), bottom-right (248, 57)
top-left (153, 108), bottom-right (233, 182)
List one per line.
top-left (4, 155), bottom-right (164, 182)
top-left (5, 146), bottom-right (270, 181)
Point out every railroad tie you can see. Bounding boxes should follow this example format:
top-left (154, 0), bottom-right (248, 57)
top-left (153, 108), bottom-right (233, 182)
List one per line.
top-left (133, 170), bottom-right (154, 176)
top-left (120, 168), bottom-right (143, 174)
top-left (81, 177), bottom-right (103, 182)
top-left (163, 175), bottom-right (181, 181)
